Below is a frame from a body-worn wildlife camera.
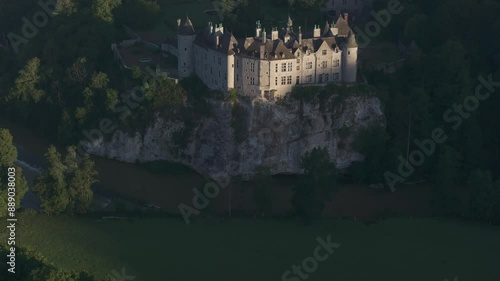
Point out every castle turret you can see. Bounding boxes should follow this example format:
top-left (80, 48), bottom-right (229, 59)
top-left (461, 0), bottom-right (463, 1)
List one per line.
top-left (342, 31), bottom-right (358, 83)
top-left (177, 16), bottom-right (196, 78)
top-left (287, 15), bottom-right (293, 32)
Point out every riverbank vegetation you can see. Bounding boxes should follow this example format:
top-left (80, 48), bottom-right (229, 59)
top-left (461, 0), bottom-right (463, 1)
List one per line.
top-left (0, 129), bottom-right (28, 218)
top-left (33, 145), bottom-right (99, 215)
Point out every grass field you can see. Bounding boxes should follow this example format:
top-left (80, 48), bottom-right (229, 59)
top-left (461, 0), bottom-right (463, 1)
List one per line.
top-left (4, 213), bottom-right (500, 281)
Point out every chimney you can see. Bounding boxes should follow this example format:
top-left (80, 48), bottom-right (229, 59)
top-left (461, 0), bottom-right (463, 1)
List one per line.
top-left (313, 25), bottom-right (320, 38)
top-left (271, 27), bottom-right (278, 41)
top-left (256, 20), bottom-right (262, 38)
top-left (298, 26), bottom-right (302, 44)
top-left (344, 12), bottom-right (349, 23)
top-left (331, 24), bottom-right (338, 36)
top-left (260, 45), bottom-right (265, 59)
top-left (215, 35), bottom-right (220, 48)
top-left (262, 28), bottom-right (267, 43)
top-left (177, 19), bottom-right (181, 28)
top-left (215, 23), bottom-right (224, 34)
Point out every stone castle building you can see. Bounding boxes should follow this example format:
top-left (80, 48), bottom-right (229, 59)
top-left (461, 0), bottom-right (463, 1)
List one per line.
top-left (173, 14), bottom-right (358, 99)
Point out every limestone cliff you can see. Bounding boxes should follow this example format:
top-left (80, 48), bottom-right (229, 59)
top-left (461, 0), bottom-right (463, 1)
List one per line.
top-left (85, 92), bottom-right (385, 178)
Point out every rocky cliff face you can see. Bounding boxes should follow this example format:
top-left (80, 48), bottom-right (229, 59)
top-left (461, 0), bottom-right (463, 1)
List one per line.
top-left (85, 92), bottom-right (385, 178)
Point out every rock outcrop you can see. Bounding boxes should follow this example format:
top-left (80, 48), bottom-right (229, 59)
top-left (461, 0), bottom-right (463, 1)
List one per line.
top-left (85, 92), bottom-right (385, 178)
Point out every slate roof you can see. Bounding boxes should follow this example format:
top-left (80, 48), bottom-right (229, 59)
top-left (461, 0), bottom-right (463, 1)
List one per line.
top-left (334, 15), bottom-right (351, 37)
top-left (185, 14), bottom-right (356, 60)
top-left (178, 16), bottom-right (196, 36)
top-left (195, 25), bottom-right (238, 55)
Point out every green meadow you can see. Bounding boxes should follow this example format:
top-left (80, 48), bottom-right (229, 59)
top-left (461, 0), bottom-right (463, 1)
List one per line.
top-left (4, 213), bottom-right (500, 281)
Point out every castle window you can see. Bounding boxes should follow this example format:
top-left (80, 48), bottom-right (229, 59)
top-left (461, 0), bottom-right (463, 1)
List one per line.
top-left (281, 76), bottom-right (286, 85)
top-left (297, 59), bottom-right (300, 64)
top-left (281, 63), bottom-right (287, 72)
top-left (348, 51), bottom-right (351, 55)
top-left (287, 76), bottom-right (292, 85)
top-left (321, 61), bottom-right (328, 69)
top-left (333, 59), bottom-right (340, 67)
top-left (236, 60), bottom-right (239, 68)
top-left (251, 63), bottom-right (255, 72)
top-left (306, 75), bottom-right (312, 83)
top-left (334, 72), bottom-right (340, 81)
top-left (296, 76), bottom-right (300, 84)
top-left (287, 63), bottom-right (292, 72)
top-left (275, 64), bottom-right (278, 72)
top-left (306, 62), bottom-right (313, 69)
top-left (275, 77), bottom-right (278, 86)
top-left (237, 74), bottom-right (239, 81)
top-left (297, 66), bottom-right (300, 71)
top-left (325, 74), bottom-right (329, 82)
top-left (322, 50), bottom-right (327, 55)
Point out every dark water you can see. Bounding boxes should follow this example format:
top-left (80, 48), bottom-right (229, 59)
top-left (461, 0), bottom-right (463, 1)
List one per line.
top-left (1, 120), bottom-right (205, 213)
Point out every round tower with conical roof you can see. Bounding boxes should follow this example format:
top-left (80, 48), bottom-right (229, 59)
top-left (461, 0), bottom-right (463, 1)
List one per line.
top-left (342, 30), bottom-right (358, 83)
top-left (177, 16), bottom-right (196, 78)
top-left (287, 15), bottom-right (293, 32)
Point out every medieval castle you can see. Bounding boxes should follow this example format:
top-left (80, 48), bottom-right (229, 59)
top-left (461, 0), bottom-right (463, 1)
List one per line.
top-left (172, 13), bottom-right (358, 99)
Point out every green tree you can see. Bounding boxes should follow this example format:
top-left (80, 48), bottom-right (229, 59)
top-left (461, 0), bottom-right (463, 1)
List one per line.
top-left (34, 145), bottom-right (98, 215)
top-left (252, 168), bottom-right (276, 216)
top-left (0, 129), bottom-right (28, 218)
top-left (117, 0), bottom-right (161, 29)
top-left (291, 147), bottom-right (338, 223)
top-left (92, 0), bottom-right (122, 23)
top-left (145, 77), bottom-right (186, 110)
top-left (8, 57), bottom-right (45, 102)
top-left (469, 170), bottom-right (500, 222)
top-left (432, 145), bottom-right (461, 214)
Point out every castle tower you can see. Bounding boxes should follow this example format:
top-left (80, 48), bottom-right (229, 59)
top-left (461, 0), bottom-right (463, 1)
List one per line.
top-left (287, 14), bottom-right (293, 32)
top-left (177, 16), bottom-right (196, 79)
top-left (341, 31), bottom-right (358, 83)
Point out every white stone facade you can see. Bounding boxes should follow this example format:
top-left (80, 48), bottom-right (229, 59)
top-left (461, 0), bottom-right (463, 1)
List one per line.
top-left (174, 14), bottom-right (358, 99)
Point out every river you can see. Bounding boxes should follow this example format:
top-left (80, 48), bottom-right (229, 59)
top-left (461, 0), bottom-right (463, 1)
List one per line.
top-left (1, 119), bottom-right (446, 221)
